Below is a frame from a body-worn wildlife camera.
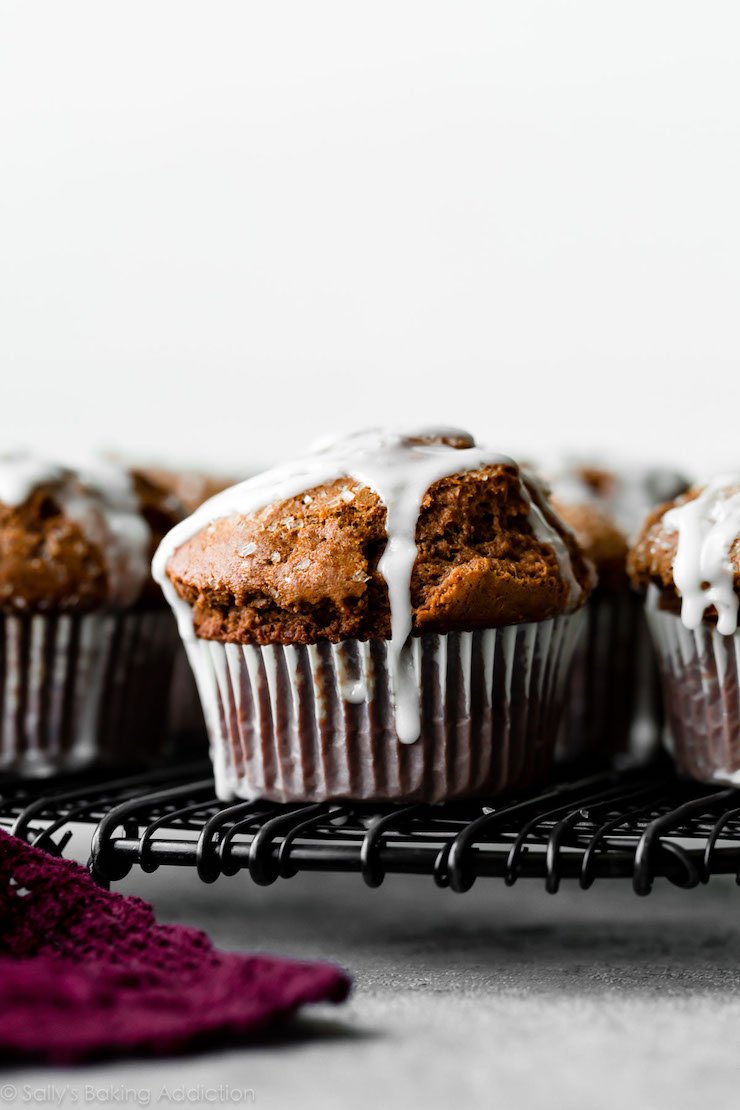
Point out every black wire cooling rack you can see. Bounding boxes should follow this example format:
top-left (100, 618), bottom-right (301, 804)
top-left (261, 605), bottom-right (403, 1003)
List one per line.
top-left (4, 760), bottom-right (740, 896)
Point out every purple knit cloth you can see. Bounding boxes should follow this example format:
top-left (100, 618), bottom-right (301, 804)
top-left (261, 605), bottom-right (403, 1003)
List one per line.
top-left (0, 829), bottom-right (350, 1063)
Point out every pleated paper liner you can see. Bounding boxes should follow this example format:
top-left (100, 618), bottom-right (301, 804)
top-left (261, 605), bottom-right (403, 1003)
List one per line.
top-left (647, 587), bottom-right (740, 785)
top-left (0, 609), bottom-right (179, 775)
top-left (556, 589), bottom-right (663, 764)
top-left (186, 611), bottom-right (584, 803)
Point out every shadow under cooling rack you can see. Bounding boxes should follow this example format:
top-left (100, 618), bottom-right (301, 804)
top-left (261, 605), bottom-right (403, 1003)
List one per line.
top-left (3, 761), bottom-right (740, 897)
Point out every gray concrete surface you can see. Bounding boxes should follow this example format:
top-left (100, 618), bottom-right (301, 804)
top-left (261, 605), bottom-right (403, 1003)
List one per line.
top-left (8, 860), bottom-right (740, 1110)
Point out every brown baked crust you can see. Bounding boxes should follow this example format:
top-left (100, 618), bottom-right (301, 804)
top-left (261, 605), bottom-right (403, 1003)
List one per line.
top-left (573, 465), bottom-right (617, 501)
top-left (132, 468), bottom-right (238, 607)
top-left (130, 469), bottom-right (195, 607)
top-left (0, 489), bottom-right (110, 612)
top-left (0, 469), bottom-right (191, 614)
top-left (551, 498), bottom-right (629, 593)
top-left (166, 464), bottom-right (594, 645)
top-left (628, 486), bottom-right (740, 615)
top-left (131, 467), bottom-right (235, 518)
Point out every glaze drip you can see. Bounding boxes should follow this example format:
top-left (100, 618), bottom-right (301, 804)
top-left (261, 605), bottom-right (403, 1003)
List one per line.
top-left (0, 454), bottom-right (151, 607)
top-left (663, 476), bottom-right (740, 636)
top-left (153, 427), bottom-right (584, 742)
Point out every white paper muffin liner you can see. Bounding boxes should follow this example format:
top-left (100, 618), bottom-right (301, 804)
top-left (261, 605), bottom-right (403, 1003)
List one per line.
top-left (0, 610), bottom-right (179, 776)
top-left (185, 611), bottom-right (585, 803)
top-left (556, 590), bottom-right (662, 763)
top-left (646, 588), bottom-right (740, 785)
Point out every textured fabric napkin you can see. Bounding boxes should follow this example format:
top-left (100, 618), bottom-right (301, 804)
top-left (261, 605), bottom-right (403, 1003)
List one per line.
top-left (0, 828), bottom-right (350, 1063)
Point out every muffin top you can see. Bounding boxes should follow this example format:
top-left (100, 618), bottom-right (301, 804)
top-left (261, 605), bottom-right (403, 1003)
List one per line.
top-left (628, 476), bottom-right (740, 635)
top-left (156, 427), bottom-right (594, 647)
top-left (0, 455), bottom-right (188, 613)
top-left (131, 466), bottom-right (236, 517)
top-left (549, 462), bottom-right (689, 538)
top-left (550, 499), bottom-right (629, 592)
top-left (546, 460), bottom-right (688, 592)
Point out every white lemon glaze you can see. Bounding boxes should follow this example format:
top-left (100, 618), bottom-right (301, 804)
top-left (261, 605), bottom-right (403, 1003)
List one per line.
top-left (663, 476), bottom-right (740, 636)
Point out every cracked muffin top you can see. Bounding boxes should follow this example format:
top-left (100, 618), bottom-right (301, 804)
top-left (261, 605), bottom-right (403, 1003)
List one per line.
top-left (157, 427), bottom-right (595, 646)
top-left (0, 456), bottom-right (192, 612)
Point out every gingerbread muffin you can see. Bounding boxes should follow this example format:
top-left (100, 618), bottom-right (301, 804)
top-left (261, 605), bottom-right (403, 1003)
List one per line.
top-left (629, 476), bottom-right (740, 784)
top-left (154, 428), bottom-right (594, 803)
top-left (548, 461), bottom-right (688, 763)
top-left (0, 455), bottom-right (187, 774)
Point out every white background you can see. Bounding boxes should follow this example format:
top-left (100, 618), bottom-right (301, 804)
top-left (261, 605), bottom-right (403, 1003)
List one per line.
top-left (1, 1), bottom-right (738, 478)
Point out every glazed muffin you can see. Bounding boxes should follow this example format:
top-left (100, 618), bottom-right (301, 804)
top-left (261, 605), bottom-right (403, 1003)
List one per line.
top-left (629, 476), bottom-right (740, 784)
top-left (154, 428), bottom-right (594, 803)
top-left (548, 461), bottom-right (688, 763)
top-left (0, 455), bottom-right (187, 774)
